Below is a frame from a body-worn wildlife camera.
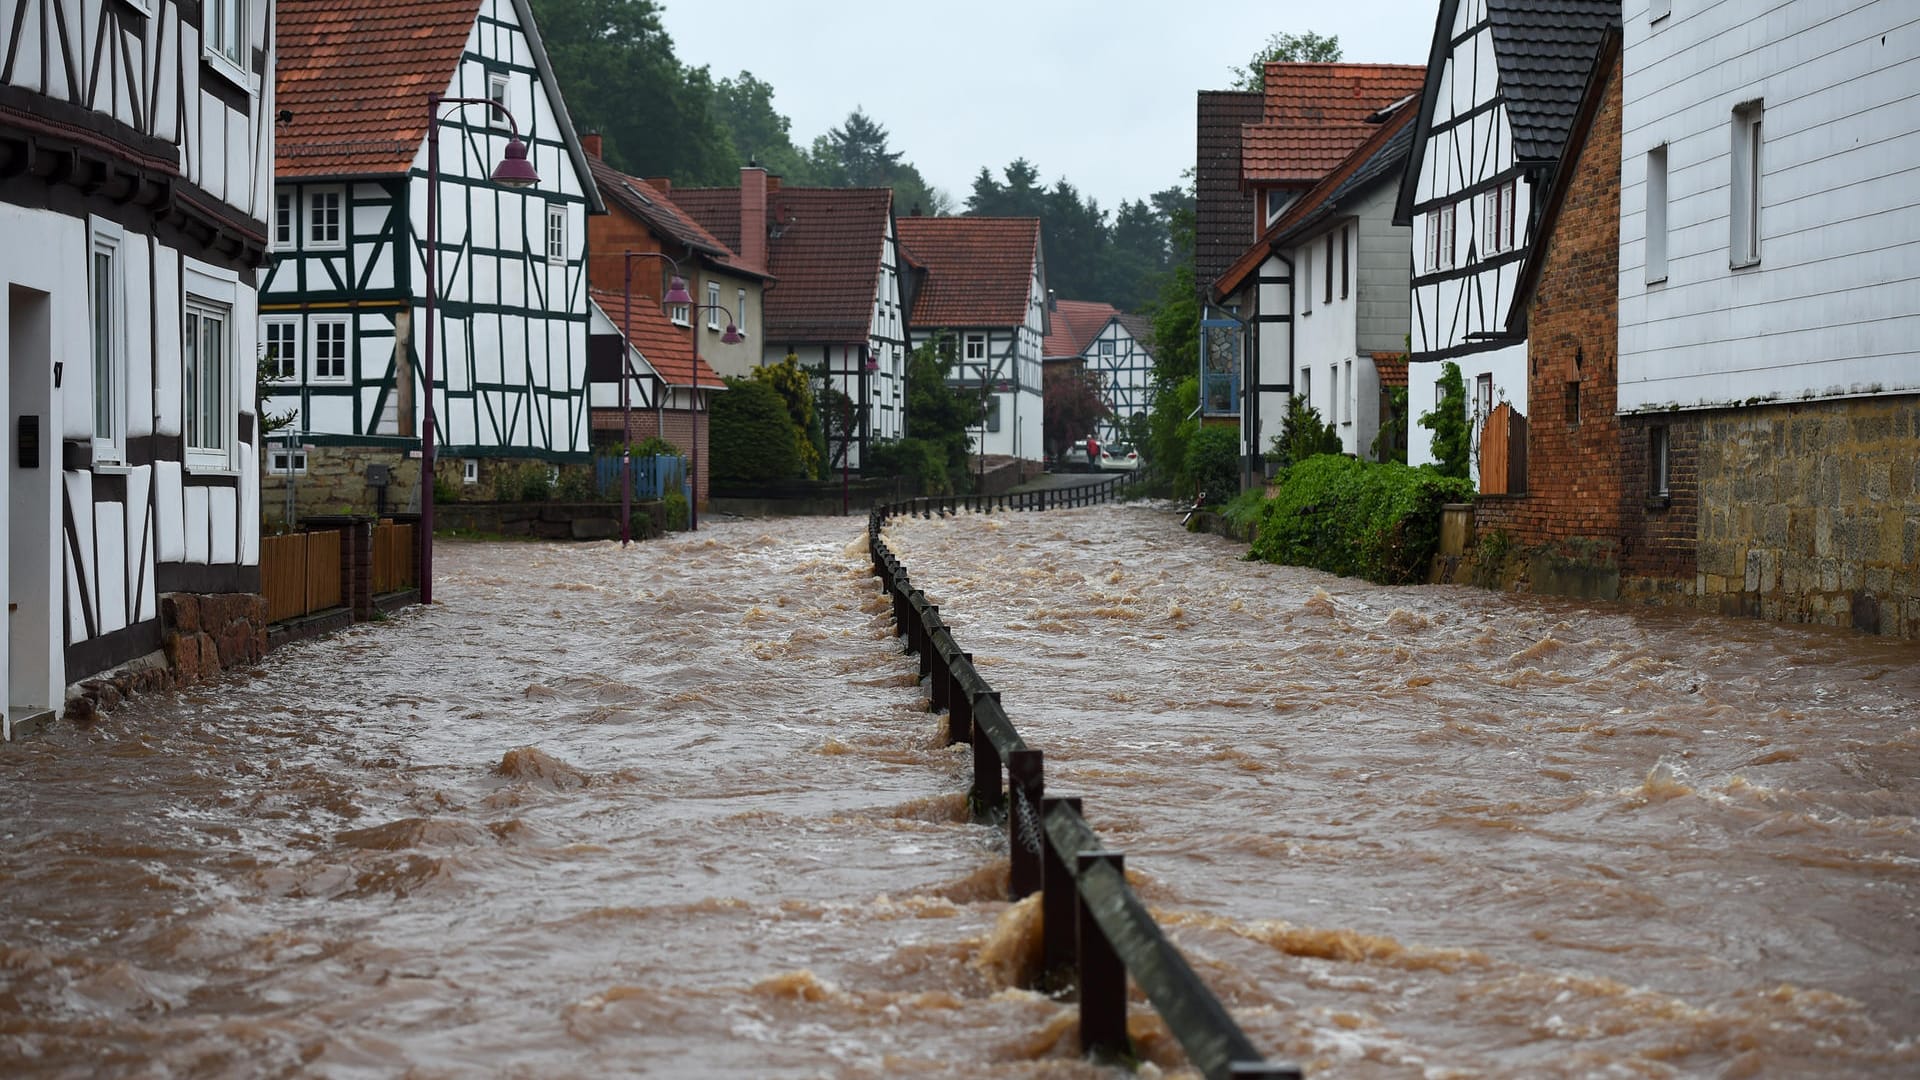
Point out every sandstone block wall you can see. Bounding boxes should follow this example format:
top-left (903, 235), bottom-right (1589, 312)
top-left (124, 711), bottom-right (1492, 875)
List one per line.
top-left (67, 592), bottom-right (269, 723)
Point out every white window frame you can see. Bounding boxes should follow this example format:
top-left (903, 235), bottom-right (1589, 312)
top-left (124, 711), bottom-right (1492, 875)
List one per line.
top-left (183, 287), bottom-right (236, 472)
top-left (487, 72), bottom-right (511, 130)
top-left (706, 281), bottom-right (721, 330)
top-left (545, 203), bottom-right (566, 266)
top-left (984, 393), bottom-right (1001, 433)
top-left (1731, 101), bottom-right (1763, 268)
top-left (1299, 366), bottom-right (1311, 406)
top-left (1323, 232), bottom-right (1335, 304)
top-left (268, 448), bottom-right (307, 475)
top-left (310, 315), bottom-right (351, 382)
top-left (669, 303), bottom-right (690, 328)
top-left (963, 333), bottom-right (987, 361)
top-left (1330, 364), bottom-right (1341, 424)
top-left (1342, 360), bottom-right (1353, 426)
top-left (1340, 225), bottom-right (1350, 299)
top-left (306, 186), bottom-right (345, 252)
top-left (1646, 145), bottom-right (1669, 284)
top-left (1483, 181), bottom-right (1517, 256)
top-left (89, 218), bottom-right (127, 465)
top-left (737, 287), bottom-right (748, 337)
top-left (1427, 203), bottom-right (1457, 271)
top-left (203, 0), bottom-right (248, 78)
top-left (1301, 246), bottom-right (1313, 314)
top-left (274, 188), bottom-right (295, 249)
top-left (262, 316), bottom-right (300, 382)
top-left (463, 458), bottom-right (480, 485)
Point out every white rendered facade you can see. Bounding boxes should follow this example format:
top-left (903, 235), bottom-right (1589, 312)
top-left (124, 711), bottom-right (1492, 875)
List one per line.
top-left (1617, 0), bottom-right (1920, 412)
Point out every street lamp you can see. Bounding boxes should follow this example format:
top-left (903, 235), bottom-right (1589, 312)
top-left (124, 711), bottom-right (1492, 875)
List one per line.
top-left (420, 91), bottom-right (539, 604)
top-left (683, 302), bottom-right (742, 532)
top-left (619, 250), bottom-right (693, 546)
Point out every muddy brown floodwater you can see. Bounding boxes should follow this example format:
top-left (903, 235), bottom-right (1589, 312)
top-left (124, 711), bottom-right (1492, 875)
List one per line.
top-left (1, 506), bottom-right (1916, 1079)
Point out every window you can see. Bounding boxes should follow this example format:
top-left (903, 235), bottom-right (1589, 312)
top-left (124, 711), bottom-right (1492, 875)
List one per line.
top-left (964, 333), bottom-right (987, 361)
top-left (488, 72), bottom-right (511, 129)
top-left (984, 394), bottom-right (1001, 433)
top-left (274, 189), bottom-right (294, 248)
top-left (737, 288), bottom-right (748, 337)
top-left (544, 204), bottom-right (566, 265)
top-left (1435, 378), bottom-right (1446, 413)
top-left (1330, 364), bottom-right (1340, 424)
top-left (1324, 232), bottom-right (1335, 304)
top-left (1650, 426), bottom-right (1671, 497)
top-left (311, 317), bottom-right (349, 381)
top-left (1475, 372), bottom-right (1494, 426)
top-left (1266, 190), bottom-right (1290, 225)
top-left (184, 297), bottom-right (232, 469)
top-left (1299, 366), bottom-right (1311, 405)
top-left (306, 187), bottom-right (343, 250)
top-left (1426, 204), bottom-right (1457, 271)
top-left (262, 318), bottom-right (299, 381)
top-left (1483, 180), bottom-right (1517, 255)
top-left (463, 459), bottom-right (480, 485)
top-left (706, 281), bottom-right (721, 329)
top-left (670, 303), bottom-right (690, 327)
top-left (1301, 247), bottom-right (1312, 314)
top-left (1098, 339), bottom-right (1115, 356)
top-left (1646, 146), bottom-right (1669, 283)
top-left (205, 0), bottom-right (246, 70)
top-left (1340, 226), bottom-right (1350, 299)
top-left (1732, 102), bottom-right (1763, 266)
top-left (268, 449), bottom-right (307, 475)
top-left (1343, 360), bottom-right (1353, 424)
top-left (90, 221), bottom-right (125, 464)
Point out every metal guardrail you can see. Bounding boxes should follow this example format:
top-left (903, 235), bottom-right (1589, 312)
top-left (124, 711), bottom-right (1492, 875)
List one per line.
top-left (868, 474), bottom-right (1300, 1080)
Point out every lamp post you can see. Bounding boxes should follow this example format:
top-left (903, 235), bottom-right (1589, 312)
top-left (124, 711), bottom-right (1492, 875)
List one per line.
top-left (619, 250), bottom-right (693, 546)
top-left (420, 91), bottom-right (539, 604)
top-left (682, 302), bottom-right (743, 532)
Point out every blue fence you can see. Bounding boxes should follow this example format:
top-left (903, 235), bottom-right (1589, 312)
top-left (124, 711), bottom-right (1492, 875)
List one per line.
top-left (595, 454), bottom-right (688, 501)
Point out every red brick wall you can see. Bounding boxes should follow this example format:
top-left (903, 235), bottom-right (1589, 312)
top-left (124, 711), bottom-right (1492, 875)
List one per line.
top-left (1617, 415), bottom-right (1699, 588)
top-left (1475, 53), bottom-right (1625, 566)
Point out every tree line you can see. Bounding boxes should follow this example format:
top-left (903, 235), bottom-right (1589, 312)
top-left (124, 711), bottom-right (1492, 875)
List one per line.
top-left (529, 0), bottom-right (1187, 312)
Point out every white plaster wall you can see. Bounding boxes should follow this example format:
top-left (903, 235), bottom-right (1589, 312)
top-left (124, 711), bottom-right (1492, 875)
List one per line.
top-left (1617, 0), bottom-right (1920, 411)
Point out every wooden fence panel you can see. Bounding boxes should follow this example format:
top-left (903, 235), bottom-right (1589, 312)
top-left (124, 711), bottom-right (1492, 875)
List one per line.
top-left (306, 530), bottom-right (343, 613)
top-left (372, 524), bottom-right (415, 594)
top-left (1480, 402), bottom-right (1512, 494)
top-left (261, 534), bottom-right (309, 623)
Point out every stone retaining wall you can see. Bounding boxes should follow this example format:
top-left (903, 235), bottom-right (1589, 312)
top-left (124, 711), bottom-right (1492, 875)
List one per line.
top-left (66, 592), bottom-right (270, 724)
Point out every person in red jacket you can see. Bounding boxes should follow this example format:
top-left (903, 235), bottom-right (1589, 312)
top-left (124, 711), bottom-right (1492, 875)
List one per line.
top-left (1085, 434), bottom-right (1100, 469)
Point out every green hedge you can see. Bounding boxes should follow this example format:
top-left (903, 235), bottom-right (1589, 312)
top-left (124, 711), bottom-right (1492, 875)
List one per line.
top-left (709, 378), bottom-right (805, 485)
top-left (1249, 456), bottom-right (1473, 584)
top-left (1186, 424), bottom-right (1241, 503)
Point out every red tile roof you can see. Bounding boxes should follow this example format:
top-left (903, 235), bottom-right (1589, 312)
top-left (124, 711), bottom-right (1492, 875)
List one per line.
top-left (1262, 63), bottom-right (1427, 127)
top-left (1240, 64), bottom-right (1426, 187)
top-left (589, 288), bottom-right (722, 389)
top-left (589, 160), bottom-right (766, 279)
top-left (894, 217), bottom-right (1040, 328)
top-left (1042, 299), bottom-right (1119, 358)
top-left (1373, 352), bottom-right (1409, 388)
top-left (276, 0), bottom-right (481, 177)
top-left (677, 187), bottom-right (894, 345)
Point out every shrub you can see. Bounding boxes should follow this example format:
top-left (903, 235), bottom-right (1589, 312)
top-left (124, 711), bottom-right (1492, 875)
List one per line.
top-left (662, 489), bottom-right (689, 531)
top-left (432, 474), bottom-right (461, 504)
top-left (629, 436), bottom-right (681, 458)
top-left (490, 461), bottom-right (553, 503)
top-left (553, 465), bottom-right (599, 503)
top-left (750, 355), bottom-right (822, 479)
top-left (864, 437), bottom-right (952, 495)
top-left (1267, 395), bottom-right (1342, 469)
top-left (1218, 488), bottom-right (1267, 529)
top-left (1249, 456), bottom-right (1474, 584)
top-left (1146, 376), bottom-right (1199, 494)
top-left (1420, 361), bottom-right (1470, 479)
top-left (709, 378), bottom-right (805, 485)
top-left (1185, 424), bottom-right (1241, 504)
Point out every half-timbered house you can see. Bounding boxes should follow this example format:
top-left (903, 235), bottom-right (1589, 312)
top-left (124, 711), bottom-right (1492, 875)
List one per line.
top-left (585, 288), bottom-right (719, 506)
top-left (3, 0), bottom-right (273, 731)
top-left (674, 176), bottom-right (906, 470)
top-left (1214, 100), bottom-right (1419, 464)
top-left (260, 0), bottom-right (602, 520)
top-left (1394, 0), bottom-right (1617, 478)
top-left (1041, 299), bottom-right (1156, 447)
top-left (895, 216), bottom-right (1047, 470)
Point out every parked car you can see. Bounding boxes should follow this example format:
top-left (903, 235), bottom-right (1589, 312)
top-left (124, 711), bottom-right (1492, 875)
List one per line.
top-left (1099, 443), bottom-right (1140, 471)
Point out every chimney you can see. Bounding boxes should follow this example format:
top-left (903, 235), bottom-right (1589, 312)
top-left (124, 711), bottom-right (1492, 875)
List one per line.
top-left (740, 165), bottom-right (769, 274)
top-left (581, 132), bottom-right (602, 160)
top-left (646, 177), bottom-right (672, 195)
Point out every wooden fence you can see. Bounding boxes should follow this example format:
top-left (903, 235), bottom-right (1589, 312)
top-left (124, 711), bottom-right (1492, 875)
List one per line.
top-left (372, 523), bottom-right (417, 595)
top-left (1479, 402), bottom-right (1528, 495)
top-left (260, 530), bottom-right (343, 623)
top-left (868, 474), bottom-right (1298, 1080)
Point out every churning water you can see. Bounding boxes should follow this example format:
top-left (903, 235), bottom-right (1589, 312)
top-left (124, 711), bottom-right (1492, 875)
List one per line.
top-left (2, 506), bottom-right (1915, 1078)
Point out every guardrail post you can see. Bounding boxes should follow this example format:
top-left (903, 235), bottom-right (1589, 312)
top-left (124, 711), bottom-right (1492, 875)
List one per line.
top-left (918, 606), bottom-right (939, 681)
top-left (930, 633), bottom-right (952, 714)
top-left (1040, 796), bottom-right (1083, 982)
top-left (1229, 1064), bottom-right (1305, 1079)
top-left (904, 589), bottom-right (926, 655)
top-left (970, 691), bottom-right (1003, 815)
top-left (1077, 850), bottom-right (1130, 1062)
top-left (1007, 749), bottom-right (1044, 900)
top-left (946, 654), bottom-right (974, 746)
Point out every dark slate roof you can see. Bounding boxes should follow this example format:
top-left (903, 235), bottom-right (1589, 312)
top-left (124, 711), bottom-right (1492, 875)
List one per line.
top-left (1487, 0), bottom-right (1621, 164)
top-left (1195, 90), bottom-right (1263, 298)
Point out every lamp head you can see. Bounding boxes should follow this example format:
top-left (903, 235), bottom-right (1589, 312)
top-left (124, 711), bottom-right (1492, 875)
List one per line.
top-left (664, 276), bottom-right (695, 306)
top-left (491, 136), bottom-right (540, 188)
top-left (720, 323), bottom-right (743, 345)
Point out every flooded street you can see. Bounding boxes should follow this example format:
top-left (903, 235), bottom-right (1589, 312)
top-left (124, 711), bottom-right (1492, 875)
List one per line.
top-left (3, 505), bottom-right (1917, 1077)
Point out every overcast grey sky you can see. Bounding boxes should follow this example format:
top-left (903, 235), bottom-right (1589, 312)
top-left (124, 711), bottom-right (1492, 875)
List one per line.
top-left (657, 1), bottom-right (1436, 213)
